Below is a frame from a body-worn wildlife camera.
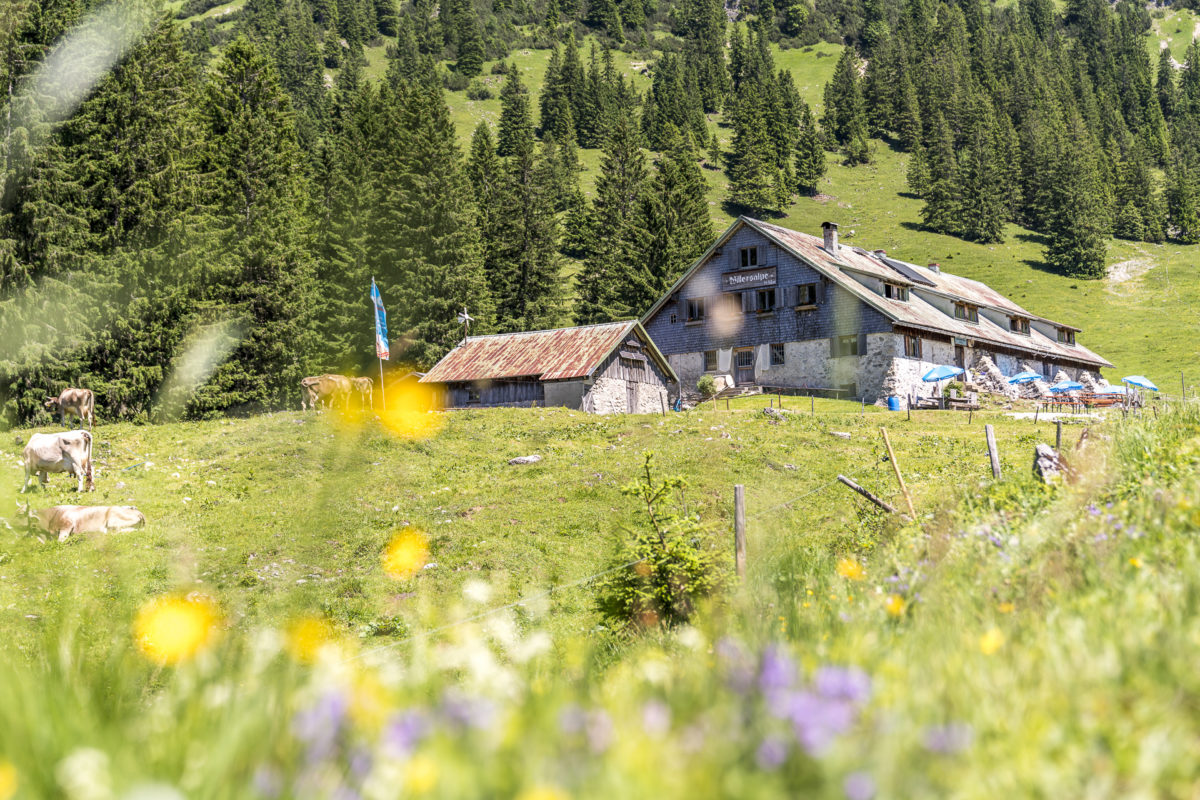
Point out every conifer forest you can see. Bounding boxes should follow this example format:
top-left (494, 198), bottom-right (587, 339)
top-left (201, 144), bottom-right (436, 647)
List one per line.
top-left (0, 0), bottom-right (1194, 423)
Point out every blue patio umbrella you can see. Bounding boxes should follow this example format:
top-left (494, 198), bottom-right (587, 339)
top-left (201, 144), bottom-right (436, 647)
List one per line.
top-left (922, 365), bottom-right (965, 382)
top-left (1097, 385), bottom-right (1128, 395)
top-left (1006, 371), bottom-right (1042, 384)
top-left (1049, 380), bottom-right (1084, 393)
top-left (1122, 375), bottom-right (1159, 391)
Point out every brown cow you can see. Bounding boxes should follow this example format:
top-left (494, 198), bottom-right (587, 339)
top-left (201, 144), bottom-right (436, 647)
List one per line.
top-left (22, 430), bottom-right (93, 493)
top-left (300, 374), bottom-right (352, 411)
top-left (352, 377), bottom-right (374, 410)
top-left (45, 388), bottom-right (94, 429)
top-left (20, 503), bottom-right (144, 542)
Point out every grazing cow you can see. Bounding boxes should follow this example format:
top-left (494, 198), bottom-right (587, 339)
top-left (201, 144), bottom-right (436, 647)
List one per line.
top-left (22, 430), bottom-right (93, 493)
top-left (300, 374), bottom-right (352, 411)
top-left (20, 503), bottom-right (144, 542)
top-left (352, 377), bottom-right (374, 410)
top-left (45, 388), bottom-right (94, 429)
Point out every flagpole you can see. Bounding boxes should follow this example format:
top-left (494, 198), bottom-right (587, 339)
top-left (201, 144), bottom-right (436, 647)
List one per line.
top-left (373, 276), bottom-right (387, 411)
top-left (379, 355), bottom-right (386, 410)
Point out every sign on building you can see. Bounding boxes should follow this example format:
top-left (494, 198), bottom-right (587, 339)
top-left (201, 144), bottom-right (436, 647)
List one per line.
top-left (721, 266), bottom-right (777, 291)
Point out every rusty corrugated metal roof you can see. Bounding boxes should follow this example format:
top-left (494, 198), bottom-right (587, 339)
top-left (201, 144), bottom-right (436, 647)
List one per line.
top-left (420, 321), bottom-right (677, 384)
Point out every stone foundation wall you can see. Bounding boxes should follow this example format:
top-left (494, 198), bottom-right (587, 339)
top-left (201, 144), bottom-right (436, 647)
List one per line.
top-left (880, 337), bottom-right (956, 402)
top-left (584, 377), bottom-right (669, 415)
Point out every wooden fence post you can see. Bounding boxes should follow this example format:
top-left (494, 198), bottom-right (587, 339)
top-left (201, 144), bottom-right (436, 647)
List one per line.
top-left (660, 393), bottom-right (667, 416)
top-left (880, 427), bottom-right (916, 517)
top-left (1055, 420), bottom-right (1062, 452)
top-left (734, 484), bottom-right (747, 578)
top-left (1183, 372), bottom-right (1187, 403)
top-left (811, 393), bottom-right (815, 416)
top-left (837, 475), bottom-right (897, 514)
top-left (985, 424), bottom-right (1001, 479)
top-left (778, 392), bottom-right (783, 409)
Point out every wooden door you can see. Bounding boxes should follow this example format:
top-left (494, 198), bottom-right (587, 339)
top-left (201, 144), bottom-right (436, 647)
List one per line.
top-left (955, 345), bottom-right (966, 368)
top-left (735, 348), bottom-right (755, 385)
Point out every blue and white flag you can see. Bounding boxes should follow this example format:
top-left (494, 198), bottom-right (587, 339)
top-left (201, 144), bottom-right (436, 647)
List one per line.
top-left (371, 278), bottom-right (389, 360)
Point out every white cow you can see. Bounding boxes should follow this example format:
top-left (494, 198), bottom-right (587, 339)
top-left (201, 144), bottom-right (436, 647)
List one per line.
top-left (22, 430), bottom-right (93, 493)
top-left (20, 504), bottom-right (144, 542)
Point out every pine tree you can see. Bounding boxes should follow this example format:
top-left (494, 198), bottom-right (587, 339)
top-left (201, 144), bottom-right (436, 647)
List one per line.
top-left (1157, 47), bottom-right (1177, 122)
top-left (793, 101), bottom-right (826, 195)
top-left (956, 98), bottom-right (1005, 243)
top-left (497, 66), bottom-right (534, 157)
top-left (576, 113), bottom-right (649, 324)
top-left (1168, 160), bottom-right (1200, 244)
top-left (539, 47), bottom-right (576, 141)
top-left (920, 113), bottom-right (959, 234)
top-left (727, 85), bottom-right (786, 214)
top-left (821, 47), bottom-right (870, 164)
top-left (454, 8), bottom-right (485, 77)
top-left (1044, 112), bottom-right (1109, 278)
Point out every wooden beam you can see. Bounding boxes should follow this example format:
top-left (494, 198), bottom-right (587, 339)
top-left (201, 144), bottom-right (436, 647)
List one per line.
top-left (734, 484), bottom-right (747, 578)
top-left (837, 474), bottom-right (897, 514)
top-left (985, 424), bottom-right (1001, 479)
top-left (880, 427), bottom-right (915, 517)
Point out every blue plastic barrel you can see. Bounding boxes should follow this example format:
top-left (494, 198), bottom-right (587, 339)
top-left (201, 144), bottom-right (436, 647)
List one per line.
top-left (887, 396), bottom-right (901, 411)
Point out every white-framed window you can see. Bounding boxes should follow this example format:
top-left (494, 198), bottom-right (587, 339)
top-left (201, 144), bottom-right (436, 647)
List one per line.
top-left (770, 343), bottom-right (785, 366)
top-left (834, 335), bottom-right (859, 357)
top-left (954, 303), bottom-right (979, 324)
top-left (884, 283), bottom-right (909, 301)
top-left (1057, 328), bottom-right (1076, 345)
top-left (704, 350), bottom-right (718, 371)
top-left (740, 246), bottom-right (759, 267)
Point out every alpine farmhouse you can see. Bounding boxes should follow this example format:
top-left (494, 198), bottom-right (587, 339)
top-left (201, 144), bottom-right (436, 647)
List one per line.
top-left (641, 217), bottom-right (1112, 403)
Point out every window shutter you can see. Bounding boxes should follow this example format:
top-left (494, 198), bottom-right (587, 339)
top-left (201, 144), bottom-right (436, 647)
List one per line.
top-left (858, 332), bottom-right (867, 355)
top-left (675, 295), bottom-right (684, 320)
top-left (742, 291), bottom-right (754, 313)
top-left (783, 285), bottom-right (796, 307)
top-left (829, 336), bottom-right (837, 358)
top-left (817, 281), bottom-right (826, 304)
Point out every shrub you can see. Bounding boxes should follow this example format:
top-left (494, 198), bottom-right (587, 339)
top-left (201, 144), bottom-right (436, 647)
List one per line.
top-left (442, 69), bottom-right (469, 91)
top-left (697, 374), bottom-right (717, 398)
top-left (465, 79), bottom-right (493, 101)
top-left (597, 455), bottom-right (725, 630)
top-left (490, 61), bottom-right (509, 74)
top-left (942, 380), bottom-right (965, 398)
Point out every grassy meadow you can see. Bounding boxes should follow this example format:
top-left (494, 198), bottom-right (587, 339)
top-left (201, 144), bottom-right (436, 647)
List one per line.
top-left (2, 396), bottom-right (1199, 796)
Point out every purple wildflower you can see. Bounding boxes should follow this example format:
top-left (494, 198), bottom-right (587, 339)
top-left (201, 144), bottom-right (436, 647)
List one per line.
top-left (641, 700), bottom-right (671, 737)
top-left (348, 747), bottom-right (373, 779)
top-left (441, 692), bottom-right (496, 731)
top-left (758, 645), bottom-right (795, 694)
top-left (331, 787), bottom-right (361, 800)
top-left (558, 704), bottom-right (588, 735)
top-left (814, 666), bottom-right (872, 704)
top-left (776, 690), bottom-right (857, 755)
top-left (1093, 534), bottom-right (1108, 543)
top-left (988, 535), bottom-right (1004, 548)
top-left (923, 722), bottom-right (974, 755)
top-left (383, 710), bottom-right (430, 756)
top-left (717, 637), bottom-right (755, 694)
top-left (755, 736), bottom-right (789, 770)
top-left (252, 766), bottom-right (283, 799)
top-left (1087, 504), bottom-right (1101, 516)
top-left (292, 692), bottom-right (348, 761)
top-left (1106, 502), bottom-right (1114, 509)
top-left (587, 710), bottom-right (615, 754)
top-left (844, 772), bottom-right (876, 800)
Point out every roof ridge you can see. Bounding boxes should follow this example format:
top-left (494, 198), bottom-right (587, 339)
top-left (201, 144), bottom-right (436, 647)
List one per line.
top-left (461, 319), bottom-right (635, 342)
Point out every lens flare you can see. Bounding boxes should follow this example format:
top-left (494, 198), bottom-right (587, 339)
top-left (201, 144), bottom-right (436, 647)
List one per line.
top-left (379, 380), bottom-right (444, 440)
top-left (0, 761), bottom-right (16, 800)
top-left (134, 594), bottom-right (220, 664)
top-left (382, 528), bottom-right (429, 580)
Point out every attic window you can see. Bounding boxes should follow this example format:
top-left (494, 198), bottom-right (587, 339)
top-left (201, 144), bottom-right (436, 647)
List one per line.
top-left (884, 283), bottom-right (908, 302)
top-left (740, 247), bottom-right (759, 268)
top-left (954, 303), bottom-right (979, 324)
top-left (1010, 317), bottom-right (1030, 336)
top-left (1057, 328), bottom-right (1076, 346)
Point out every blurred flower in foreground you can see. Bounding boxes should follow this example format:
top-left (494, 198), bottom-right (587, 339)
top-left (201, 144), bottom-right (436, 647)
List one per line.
top-left (403, 755), bottom-right (438, 794)
top-left (996, 602), bottom-right (1015, 614)
top-left (56, 748), bottom-right (111, 800)
top-left (923, 722), bottom-right (974, 755)
top-left (516, 786), bottom-right (570, 800)
top-left (382, 528), bottom-right (429, 580)
top-left (379, 382), bottom-right (443, 440)
top-left (884, 594), bottom-right (906, 617)
top-left (979, 628), bottom-right (1005, 655)
top-left (286, 616), bottom-right (335, 664)
top-left (843, 771), bottom-right (876, 800)
top-left (837, 559), bottom-right (865, 581)
top-left (134, 594), bottom-right (219, 664)
top-left (0, 761), bottom-right (16, 800)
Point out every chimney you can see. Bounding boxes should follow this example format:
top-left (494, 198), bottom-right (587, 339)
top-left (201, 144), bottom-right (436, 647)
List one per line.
top-left (821, 221), bottom-right (839, 256)
top-left (928, 262), bottom-right (941, 274)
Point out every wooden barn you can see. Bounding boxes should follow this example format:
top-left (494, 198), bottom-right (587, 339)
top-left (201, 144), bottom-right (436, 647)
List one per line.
top-left (419, 321), bottom-right (678, 413)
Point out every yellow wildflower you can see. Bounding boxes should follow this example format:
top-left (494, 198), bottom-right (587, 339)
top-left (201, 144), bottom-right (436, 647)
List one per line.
top-left (979, 628), bottom-right (1005, 655)
top-left (0, 760), bottom-right (16, 800)
top-left (516, 786), bottom-right (571, 800)
top-left (350, 671), bottom-right (391, 734)
top-left (134, 594), bottom-right (219, 664)
top-left (884, 594), bottom-right (906, 617)
top-left (404, 754), bottom-right (439, 794)
top-left (1129, 557), bottom-right (1142, 569)
top-left (836, 558), bottom-right (865, 581)
top-left (997, 602), bottom-right (1015, 614)
top-left (286, 616), bottom-right (334, 664)
top-left (382, 528), bottom-right (429, 580)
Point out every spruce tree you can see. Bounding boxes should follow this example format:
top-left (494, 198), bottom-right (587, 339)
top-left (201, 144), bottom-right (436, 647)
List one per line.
top-left (727, 86), bottom-right (786, 214)
top-left (1168, 160), bottom-right (1200, 244)
top-left (640, 128), bottom-right (714, 307)
top-left (956, 98), bottom-right (1006, 243)
top-left (1044, 113), bottom-right (1109, 278)
top-left (497, 66), bottom-right (534, 158)
top-left (821, 47), bottom-right (870, 164)
top-left (919, 113), bottom-right (959, 235)
top-left (793, 102), bottom-right (826, 195)
top-left (576, 113), bottom-right (649, 324)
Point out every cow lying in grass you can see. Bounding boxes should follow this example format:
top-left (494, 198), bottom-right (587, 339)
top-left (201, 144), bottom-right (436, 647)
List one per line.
top-left (19, 503), bottom-right (145, 542)
top-left (22, 430), bottom-right (93, 492)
